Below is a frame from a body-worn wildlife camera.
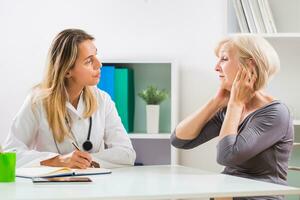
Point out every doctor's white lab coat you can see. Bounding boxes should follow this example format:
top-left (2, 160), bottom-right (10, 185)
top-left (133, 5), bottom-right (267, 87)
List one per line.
top-left (3, 87), bottom-right (136, 168)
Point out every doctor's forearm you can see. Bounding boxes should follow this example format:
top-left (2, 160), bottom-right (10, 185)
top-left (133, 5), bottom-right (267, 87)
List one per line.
top-left (92, 147), bottom-right (136, 166)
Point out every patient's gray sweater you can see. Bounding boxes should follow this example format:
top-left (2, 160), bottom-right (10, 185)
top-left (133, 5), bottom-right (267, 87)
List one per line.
top-left (171, 101), bottom-right (294, 200)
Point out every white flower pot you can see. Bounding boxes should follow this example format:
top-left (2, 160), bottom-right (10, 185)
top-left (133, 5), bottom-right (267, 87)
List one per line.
top-left (146, 105), bottom-right (159, 134)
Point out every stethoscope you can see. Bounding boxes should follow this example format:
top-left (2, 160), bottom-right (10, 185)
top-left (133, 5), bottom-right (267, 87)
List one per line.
top-left (82, 117), bottom-right (93, 151)
top-left (53, 116), bottom-right (94, 153)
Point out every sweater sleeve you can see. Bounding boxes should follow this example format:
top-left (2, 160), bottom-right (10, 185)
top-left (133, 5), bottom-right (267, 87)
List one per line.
top-left (216, 103), bottom-right (291, 166)
top-left (171, 109), bottom-right (224, 149)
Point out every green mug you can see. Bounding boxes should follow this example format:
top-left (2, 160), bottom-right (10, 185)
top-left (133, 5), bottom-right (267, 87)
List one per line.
top-left (0, 152), bottom-right (16, 182)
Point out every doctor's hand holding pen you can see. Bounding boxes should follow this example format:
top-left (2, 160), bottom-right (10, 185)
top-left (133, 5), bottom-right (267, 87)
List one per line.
top-left (40, 139), bottom-right (95, 169)
top-left (40, 145), bottom-right (93, 169)
top-left (71, 142), bottom-right (100, 168)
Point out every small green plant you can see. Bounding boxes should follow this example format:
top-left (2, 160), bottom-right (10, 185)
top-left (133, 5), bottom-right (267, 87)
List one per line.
top-left (138, 85), bottom-right (168, 105)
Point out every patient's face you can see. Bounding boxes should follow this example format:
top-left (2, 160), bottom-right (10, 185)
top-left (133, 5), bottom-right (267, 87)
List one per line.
top-left (214, 44), bottom-right (239, 91)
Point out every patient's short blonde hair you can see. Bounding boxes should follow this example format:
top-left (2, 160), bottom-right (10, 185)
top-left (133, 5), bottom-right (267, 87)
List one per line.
top-left (215, 35), bottom-right (280, 91)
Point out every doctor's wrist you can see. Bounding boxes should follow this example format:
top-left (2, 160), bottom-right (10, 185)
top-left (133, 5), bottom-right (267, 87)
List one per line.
top-left (40, 155), bottom-right (63, 167)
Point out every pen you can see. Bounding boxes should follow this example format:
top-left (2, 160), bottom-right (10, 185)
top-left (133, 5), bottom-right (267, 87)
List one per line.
top-left (71, 142), bottom-right (100, 168)
top-left (71, 141), bottom-right (80, 151)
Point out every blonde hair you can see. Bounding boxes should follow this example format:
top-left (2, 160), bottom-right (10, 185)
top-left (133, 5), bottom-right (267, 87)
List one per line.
top-left (215, 34), bottom-right (280, 91)
top-left (32, 29), bottom-right (98, 143)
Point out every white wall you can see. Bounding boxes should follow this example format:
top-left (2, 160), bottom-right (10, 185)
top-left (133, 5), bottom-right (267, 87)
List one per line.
top-left (0, 0), bottom-right (226, 172)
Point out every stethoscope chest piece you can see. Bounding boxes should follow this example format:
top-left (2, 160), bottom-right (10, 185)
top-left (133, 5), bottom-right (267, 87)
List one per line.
top-left (82, 140), bottom-right (93, 151)
top-left (55, 116), bottom-right (94, 154)
top-left (82, 116), bottom-right (93, 151)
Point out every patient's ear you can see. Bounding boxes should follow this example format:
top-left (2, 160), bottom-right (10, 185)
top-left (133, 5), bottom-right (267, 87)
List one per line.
top-left (247, 58), bottom-right (256, 68)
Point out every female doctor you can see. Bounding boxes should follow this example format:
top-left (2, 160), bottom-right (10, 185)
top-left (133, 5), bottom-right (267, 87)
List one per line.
top-left (3, 29), bottom-right (136, 169)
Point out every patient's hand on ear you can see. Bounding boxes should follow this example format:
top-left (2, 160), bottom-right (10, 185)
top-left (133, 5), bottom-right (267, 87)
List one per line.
top-left (229, 66), bottom-right (257, 106)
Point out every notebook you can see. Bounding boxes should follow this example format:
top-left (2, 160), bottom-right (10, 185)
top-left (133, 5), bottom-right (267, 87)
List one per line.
top-left (16, 166), bottom-right (111, 178)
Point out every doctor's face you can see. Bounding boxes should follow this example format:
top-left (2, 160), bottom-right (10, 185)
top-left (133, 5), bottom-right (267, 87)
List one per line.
top-left (67, 39), bottom-right (102, 88)
top-left (214, 44), bottom-right (239, 91)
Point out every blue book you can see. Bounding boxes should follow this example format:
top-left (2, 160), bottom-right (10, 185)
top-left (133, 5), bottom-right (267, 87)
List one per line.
top-left (97, 66), bottom-right (115, 101)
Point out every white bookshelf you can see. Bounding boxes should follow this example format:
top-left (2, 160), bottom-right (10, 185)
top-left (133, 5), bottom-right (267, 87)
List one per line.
top-left (227, 0), bottom-right (300, 34)
top-left (101, 60), bottom-right (178, 165)
top-left (227, 0), bottom-right (300, 193)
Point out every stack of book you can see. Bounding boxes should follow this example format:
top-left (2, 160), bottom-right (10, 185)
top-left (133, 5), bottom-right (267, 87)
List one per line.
top-left (232, 0), bottom-right (277, 33)
top-left (97, 66), bottom-right (134, 133)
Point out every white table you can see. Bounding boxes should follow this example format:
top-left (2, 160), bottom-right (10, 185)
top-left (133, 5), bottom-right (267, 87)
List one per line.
top-left (1, 165), bottom-right (300, 200)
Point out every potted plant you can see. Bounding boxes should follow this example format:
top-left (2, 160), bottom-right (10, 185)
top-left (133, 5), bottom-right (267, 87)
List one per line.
top-left (138, 85), bottom-right (168, 133)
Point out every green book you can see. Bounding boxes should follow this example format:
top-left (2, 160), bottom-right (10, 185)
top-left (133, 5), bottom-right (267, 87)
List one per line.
top-left (114, 68), bottom-right (134, 132)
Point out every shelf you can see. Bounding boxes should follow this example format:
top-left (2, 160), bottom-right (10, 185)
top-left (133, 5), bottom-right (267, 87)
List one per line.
top-left (128, 133), bottom-right (171, 139)
top-left (262, 33), bottom-right (300, 38)
top-left (101, 61), bottom-right (176, 134)
top-left (293, 143), bottom-right (300, 147)
top-left (288, 166), bottom-right (300, 172)
top-left (293, 120), bottom-right (300, 126)
top-left (227, 0), bottom-right (300, 35)
top-left (102, 59), bottom-right (174, 64)
top-left (228, 33), bottom-right (300, 38)
top-left (99, 60), bottom-right (178, 165)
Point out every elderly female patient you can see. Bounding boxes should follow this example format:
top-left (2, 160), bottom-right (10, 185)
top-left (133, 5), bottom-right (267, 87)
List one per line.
top-left (171, 35), bottom-right (294, 200)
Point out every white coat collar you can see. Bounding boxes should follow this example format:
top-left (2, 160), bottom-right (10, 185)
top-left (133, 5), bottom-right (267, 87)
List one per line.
top-left (66, 91), bottom-right (85, 118)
